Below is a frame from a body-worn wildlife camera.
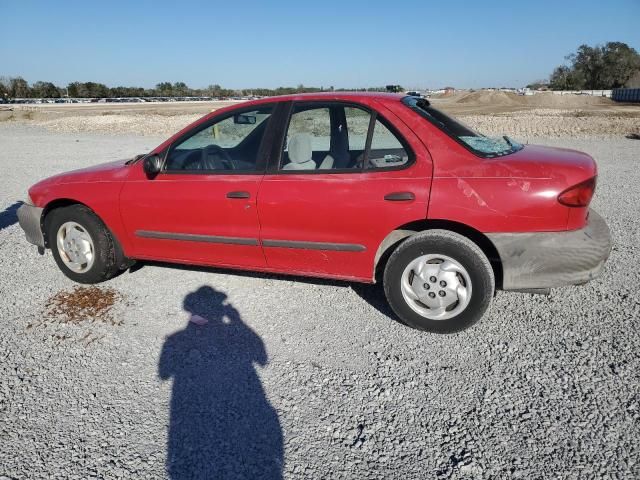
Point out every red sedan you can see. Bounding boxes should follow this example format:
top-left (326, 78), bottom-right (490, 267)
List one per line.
top-left (17, 93), bottom-right (611, 332)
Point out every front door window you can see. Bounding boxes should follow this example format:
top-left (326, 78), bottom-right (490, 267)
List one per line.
top-left (165, 107), bottom-right (273, 172)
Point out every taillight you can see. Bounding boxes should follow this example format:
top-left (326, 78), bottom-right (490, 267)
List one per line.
top-left (558, 177), bottom-right (596, 207)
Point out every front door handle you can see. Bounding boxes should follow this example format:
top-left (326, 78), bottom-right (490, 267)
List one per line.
top-left (384, 192), bottom-right (415, 201)
top-left (226, 191), bottom-right (250, 199)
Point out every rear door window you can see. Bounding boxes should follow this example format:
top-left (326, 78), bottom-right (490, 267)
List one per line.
top-left (278, 102), bottom-right (413, 172)
top-left (365, 118), bottom-right (410, 169)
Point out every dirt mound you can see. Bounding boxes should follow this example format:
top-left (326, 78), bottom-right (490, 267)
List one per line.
top-left (453, 90), bottom-right (524, 106)
top-left (448, 90), bottom-right (614, 109)
top-left (524, 92), bottom-right (613, 108)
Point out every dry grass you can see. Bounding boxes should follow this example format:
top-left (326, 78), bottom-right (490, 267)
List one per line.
top-left (39, 286), bottom-right (123, 326)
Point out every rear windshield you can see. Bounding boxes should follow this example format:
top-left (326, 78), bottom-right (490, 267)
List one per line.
top-left (402, 96), bottom-right (523, 158)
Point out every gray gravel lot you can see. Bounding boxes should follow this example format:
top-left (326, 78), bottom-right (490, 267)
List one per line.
top-left (0, 124), bottom-right (639, 479)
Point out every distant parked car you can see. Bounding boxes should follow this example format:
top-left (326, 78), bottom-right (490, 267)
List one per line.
top-left (18, 93), bottom-right (611, 332)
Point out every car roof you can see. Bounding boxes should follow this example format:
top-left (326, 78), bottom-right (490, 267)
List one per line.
top-left (150, 92), bottom-right (407, 155)
top-left (240, 91), bottom-right (406, 107)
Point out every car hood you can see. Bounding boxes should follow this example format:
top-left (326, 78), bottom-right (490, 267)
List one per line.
top-left (44, 158), bottom-right (132, 185)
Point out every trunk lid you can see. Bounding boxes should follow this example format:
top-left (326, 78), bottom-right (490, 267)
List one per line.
top-left (491, 144), bottom-right (597, 184)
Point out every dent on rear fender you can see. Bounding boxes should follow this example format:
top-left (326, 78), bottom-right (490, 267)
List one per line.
top-left (455, 178), bottom-right (502, 215)
top-left (428, 176), bottom-right (568, 232)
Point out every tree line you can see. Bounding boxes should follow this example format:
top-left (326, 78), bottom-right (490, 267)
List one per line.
top-left (0, 77), bottom-right (389, 100)
top-left (545, 42), bottom-right (640, 90)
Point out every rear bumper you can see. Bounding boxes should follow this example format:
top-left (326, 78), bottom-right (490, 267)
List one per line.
top-left (17, 203), bottom-right (45, 248)
top-left (487, 209), bottom-right (612, 290)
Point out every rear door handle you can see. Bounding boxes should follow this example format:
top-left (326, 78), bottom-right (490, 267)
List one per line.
top-left (226, 191), bottom-right (250, 199)
top-left (384, 192), bottom-right (415, 201)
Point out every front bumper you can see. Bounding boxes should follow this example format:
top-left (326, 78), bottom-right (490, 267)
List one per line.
top-left (17, 203), bottom-right (45, 248)
top-left (487, 209), bottom-right (612, 291)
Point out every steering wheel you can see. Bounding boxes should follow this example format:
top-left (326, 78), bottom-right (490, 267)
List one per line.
top-left (200, 144), bottom-right (237, 170)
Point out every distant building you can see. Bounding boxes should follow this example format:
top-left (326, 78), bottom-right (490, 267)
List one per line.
top-left (443, 87), bottom-right (455, 95)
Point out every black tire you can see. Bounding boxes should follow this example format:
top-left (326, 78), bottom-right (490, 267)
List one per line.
top-left (383, 230), bottom-right (494, 333)
top-left (46, 205), bottom-right (121, 284)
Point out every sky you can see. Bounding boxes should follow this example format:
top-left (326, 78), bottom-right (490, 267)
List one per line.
top-left (2, 0), bottom-right (639, 90)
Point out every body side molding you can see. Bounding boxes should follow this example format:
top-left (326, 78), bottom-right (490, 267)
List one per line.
top-left (135, 230), bottom-right (259, 246)
top-left (262, 239), bottom-right (366, 252)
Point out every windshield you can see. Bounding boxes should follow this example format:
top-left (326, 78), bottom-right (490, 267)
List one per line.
top-left (402, 96), bottom-right (524, 158)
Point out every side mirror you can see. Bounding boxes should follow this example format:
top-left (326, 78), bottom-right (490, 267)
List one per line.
top-left (143, 154), bottom-right (162, 177)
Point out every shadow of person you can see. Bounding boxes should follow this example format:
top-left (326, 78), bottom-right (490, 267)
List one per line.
top-left (159, 286), bottom-right (283, 480)
top-left (0, 201), bottom-right (22, 231)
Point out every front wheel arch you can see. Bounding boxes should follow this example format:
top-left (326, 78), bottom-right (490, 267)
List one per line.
top-left (373, 220), bottom-right (503, 289)
top-left (42, 199), bottom-right (132, 270)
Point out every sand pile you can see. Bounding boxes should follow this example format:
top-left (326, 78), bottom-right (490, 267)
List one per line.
top-left (523, 92), bottom-right (613, 108)
top-left (448, 90), bottom-right (614, 109)
top-left (454, 90), bottom-right (523, 106)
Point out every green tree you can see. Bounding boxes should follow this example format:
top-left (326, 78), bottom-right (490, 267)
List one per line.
top-left (173, 81), bottom-right (189, 96)
top-left (8, 77), bottom-right (30, 98)
top-left (627, 70), bottom-right (640, 88)
top-left (549, 65), bottom-right (583, 90)
top-left (549, 42), bottom-right (640, 90)
top-left (32, 81), bottom-right (61, 98)
top-left (568, 44), bottom-right (605, 89)
top-left (67, 82), bottom-right (80, 97)
top-left (155, 82), bottom-right (173, 96)
top-left (85, 82), bottom-right (110, 98)
top-left (601, 42), bottom-right (640, 88)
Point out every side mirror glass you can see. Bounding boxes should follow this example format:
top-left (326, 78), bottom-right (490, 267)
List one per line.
top-left (143, 154), bottom-right (162, 177)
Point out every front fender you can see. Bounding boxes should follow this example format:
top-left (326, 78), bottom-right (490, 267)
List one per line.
top-left (36, 182), bottom-right (132, 259)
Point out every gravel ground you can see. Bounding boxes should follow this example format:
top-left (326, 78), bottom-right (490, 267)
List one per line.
top-left (0, 124), bottom-right (639, 479)
top-left (462, 109), bottom-right (640, 140)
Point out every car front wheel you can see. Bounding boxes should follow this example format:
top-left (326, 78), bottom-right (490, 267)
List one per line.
top-left (383, 230), bottom-right (494, 333)
top-left (47, 205), bottom-right (121, 284)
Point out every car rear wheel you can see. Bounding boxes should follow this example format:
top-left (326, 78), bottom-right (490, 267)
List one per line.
top-left (47, 205), bottom-right (120, 284)
top-left (383, 230), bottom-right (494, 333)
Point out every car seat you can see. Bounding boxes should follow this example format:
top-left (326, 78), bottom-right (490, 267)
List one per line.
top-left (283, 134), bottom-right (317, 170)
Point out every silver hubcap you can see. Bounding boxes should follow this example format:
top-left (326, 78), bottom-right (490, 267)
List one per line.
top-left (56, 221), bottom-right (95, 273)
top-left (400, 254), bottom-right (472, 320)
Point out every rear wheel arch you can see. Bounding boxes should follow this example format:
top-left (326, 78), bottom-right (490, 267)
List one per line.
top-left (374, 219), bottom-right (503, 289)
top-left (42, 199), bottom-right (131, 269)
